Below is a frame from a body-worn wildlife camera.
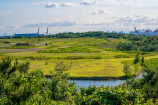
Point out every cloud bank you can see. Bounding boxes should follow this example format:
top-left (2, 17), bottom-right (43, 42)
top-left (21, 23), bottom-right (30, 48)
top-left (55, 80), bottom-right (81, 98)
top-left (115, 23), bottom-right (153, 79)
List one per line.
top-left (23, 21), bottom-right (77, 28)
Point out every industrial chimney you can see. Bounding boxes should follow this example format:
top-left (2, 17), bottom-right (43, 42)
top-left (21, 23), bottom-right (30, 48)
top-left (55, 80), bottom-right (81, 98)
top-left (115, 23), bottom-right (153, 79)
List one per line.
top-left (37, 28), bottom-right (40, 34)
top-left (46, 27), bottom-right (48, 35)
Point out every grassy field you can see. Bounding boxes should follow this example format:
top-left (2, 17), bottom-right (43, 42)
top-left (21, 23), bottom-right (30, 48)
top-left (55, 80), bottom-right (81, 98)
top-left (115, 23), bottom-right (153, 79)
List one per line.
top-left (1, 37), bottom-right (158, 79)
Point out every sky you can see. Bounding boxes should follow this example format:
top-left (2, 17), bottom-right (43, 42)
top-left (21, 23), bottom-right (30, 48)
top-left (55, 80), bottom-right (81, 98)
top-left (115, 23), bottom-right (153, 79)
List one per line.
top-left (0, 0), bottom-right (158, 35)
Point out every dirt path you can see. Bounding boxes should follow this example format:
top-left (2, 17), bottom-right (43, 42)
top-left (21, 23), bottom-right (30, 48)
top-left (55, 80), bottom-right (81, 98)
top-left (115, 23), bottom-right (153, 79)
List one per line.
top-left (0, 48), bottom-right (44, 53)
top-left (0, 42), bottom-right (50, 53)
top-left (0, 44), bottom-right (11, 47)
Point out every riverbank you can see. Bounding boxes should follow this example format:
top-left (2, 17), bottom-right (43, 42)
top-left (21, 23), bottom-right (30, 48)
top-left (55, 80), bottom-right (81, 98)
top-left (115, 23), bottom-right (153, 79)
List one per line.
top-left (45, 75), bottom-right (126, 80)
top-left (45, 72), bottom-right (144, 80)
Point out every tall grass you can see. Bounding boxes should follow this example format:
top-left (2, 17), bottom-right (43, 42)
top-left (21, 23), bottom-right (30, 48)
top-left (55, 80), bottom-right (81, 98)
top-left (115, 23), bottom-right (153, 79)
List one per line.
top-left (38, 46), bottom-right (100, 53)
top-left (0, 45), bottom-right (37, 49)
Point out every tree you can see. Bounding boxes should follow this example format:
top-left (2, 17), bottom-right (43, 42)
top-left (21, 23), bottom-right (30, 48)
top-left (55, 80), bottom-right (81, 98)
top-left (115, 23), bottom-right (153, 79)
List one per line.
top-left (134, 63), bottom-right (141, 75)
top-left (134, 53), bottom-right (141, 64)
top-left (0, 58), bottom-right (52, 104)
top-left (123, 62), bottom-right (134, 89)
top-left (49, 61), bottom-right (77, 104)
top-left (141, 56), bottom-right (145, 66)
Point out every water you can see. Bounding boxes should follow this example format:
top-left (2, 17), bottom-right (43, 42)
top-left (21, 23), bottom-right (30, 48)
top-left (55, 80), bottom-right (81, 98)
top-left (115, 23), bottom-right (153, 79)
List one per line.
top-left (69, 74), bottom-right (144, 88)
top-left (69, 80), bottom-right (125, 88)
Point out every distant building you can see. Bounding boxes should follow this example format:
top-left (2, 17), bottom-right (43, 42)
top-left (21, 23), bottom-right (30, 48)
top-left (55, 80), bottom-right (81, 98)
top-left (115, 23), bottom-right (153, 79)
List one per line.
top-left (154, 29), bottom-right (158, 36)
top-left (14, 33), bottom-right (44, 37)
top-left (14, 28), bottom-right (46, 37)
top-left (132, 27), bottom-right (158, 36)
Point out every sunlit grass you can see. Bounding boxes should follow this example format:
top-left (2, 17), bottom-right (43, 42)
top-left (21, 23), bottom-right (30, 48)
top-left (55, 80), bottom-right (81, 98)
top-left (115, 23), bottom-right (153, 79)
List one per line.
top-left (27, 59), bottom-right (130, 77)
top-left (1, 37), bottom-right (158, 78)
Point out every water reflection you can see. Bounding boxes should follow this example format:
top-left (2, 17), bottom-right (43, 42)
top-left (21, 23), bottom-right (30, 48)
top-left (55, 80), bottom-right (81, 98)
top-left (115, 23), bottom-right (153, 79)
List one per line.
top-left (69, 80), bottom-right (125, 88)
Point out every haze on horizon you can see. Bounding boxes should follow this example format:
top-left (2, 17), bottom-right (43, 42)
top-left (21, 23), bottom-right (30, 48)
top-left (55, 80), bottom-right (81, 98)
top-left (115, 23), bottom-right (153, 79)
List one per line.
top-left (0, 0), bottom-right (158, 35)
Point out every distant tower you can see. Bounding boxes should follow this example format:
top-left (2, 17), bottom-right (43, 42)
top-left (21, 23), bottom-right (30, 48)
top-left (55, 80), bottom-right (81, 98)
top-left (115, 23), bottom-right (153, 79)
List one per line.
top-left (37, 28), bottom-right (40, 34)
top-left (154, 28), bottom-right (158, 36)
top-left (46, 27), bottom-right (48, 35)
top-left (134, 27), bottom-right (138, 35)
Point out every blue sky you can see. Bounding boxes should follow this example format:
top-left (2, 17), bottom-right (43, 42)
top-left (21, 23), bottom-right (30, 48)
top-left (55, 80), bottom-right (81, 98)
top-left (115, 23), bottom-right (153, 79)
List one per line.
top-left (0, 0), bottom-right (158, 35)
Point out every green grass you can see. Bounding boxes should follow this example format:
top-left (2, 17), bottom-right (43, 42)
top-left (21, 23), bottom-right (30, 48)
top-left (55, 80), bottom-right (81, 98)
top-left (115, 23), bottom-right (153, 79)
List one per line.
top-left (145, 58), bottom-right (158, 68)
top-left (0, 45), bottom-right (37, 49)
top-left (0, 38), bottom-right (53, 45)
top-left (26, 59), bottom-right (127, 77)
top-left (3, 50), bottom-right (133, 60)
top-left (38, 46), bottom-right (100, 53)
top-left (1, 37), bottom-right (158, 78)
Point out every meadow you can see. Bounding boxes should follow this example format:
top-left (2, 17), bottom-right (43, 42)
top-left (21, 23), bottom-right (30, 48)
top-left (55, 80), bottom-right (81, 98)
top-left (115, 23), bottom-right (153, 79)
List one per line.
top-left (1, 37), bottom-right (158, 79)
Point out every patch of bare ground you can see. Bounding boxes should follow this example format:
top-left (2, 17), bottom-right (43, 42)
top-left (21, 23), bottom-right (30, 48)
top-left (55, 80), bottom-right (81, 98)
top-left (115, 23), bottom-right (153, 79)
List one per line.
top-left (0, 48), bottom-right (44, 53)
top-left (101, 46), bottom-right (116, 49)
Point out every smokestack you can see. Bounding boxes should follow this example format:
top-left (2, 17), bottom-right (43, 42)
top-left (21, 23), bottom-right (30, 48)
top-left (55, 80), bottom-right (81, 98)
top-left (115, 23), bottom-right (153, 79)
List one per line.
top-left (134, 27), bottom-right (136, 32)
top-left (46, 27), bottom-right (48, 35)
top-left (37, 28), bottom-right (40, 34)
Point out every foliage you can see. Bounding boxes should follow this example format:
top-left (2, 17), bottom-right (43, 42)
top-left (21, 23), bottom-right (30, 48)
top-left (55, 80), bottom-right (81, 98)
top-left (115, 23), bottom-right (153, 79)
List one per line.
top-left (117, 36), bottom-right (158, 52)
top-left (15, 42), bottom-right (30, 46)
top-left (134, 53), bottom-right (141, 64)
top-left (0, 58), bottom-right (77, 104)
top-left (0, 58), bottom-right (52, 104)
top-left (129, 61), bottom-right (158, 103)
top-left (0, 57), bottom-right (158, 104)
top-left (77, 85), bottom-right (144, 105)
top-left (38, 46), bottom-right (100, 53)
top-left (49, 61), bottom-right (78, 104)
top-left (114, 54), bottom-right (130, 58)
top-left (123, 62), bottom-right (134, 78)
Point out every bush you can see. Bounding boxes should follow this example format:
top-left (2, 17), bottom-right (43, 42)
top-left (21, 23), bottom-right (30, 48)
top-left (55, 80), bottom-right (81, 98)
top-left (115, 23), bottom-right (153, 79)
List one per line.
top-left (114, 54), bottom-right (130, 58)
top-left (15, 42), bottom-right (30, 46)
top-left (38, 46), bottom-right (100, 53)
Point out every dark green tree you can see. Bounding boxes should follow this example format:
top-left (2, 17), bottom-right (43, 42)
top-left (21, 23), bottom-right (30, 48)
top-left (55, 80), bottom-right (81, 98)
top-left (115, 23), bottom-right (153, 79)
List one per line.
top-left (141, 56), bottom-right (145, 66)
top-left (134, 53), bottom-right (141, 64)
top-left (49, 61), bottom-right (78, 104)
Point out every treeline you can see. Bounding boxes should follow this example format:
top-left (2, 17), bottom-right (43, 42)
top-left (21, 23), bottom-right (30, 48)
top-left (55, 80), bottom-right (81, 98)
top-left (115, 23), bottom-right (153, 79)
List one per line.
top-left (117, 37), bottom-right (158, 52)
top-left (0, 58), bottom-right (158, 104)
top-left (1, 31), bottom-right (145, 41)
top-left (36, 31), bottom-right (144, 41)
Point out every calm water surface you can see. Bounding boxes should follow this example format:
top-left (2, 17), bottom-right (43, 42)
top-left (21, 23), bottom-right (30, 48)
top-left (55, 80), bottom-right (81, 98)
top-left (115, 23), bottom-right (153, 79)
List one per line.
top-left (69, 80), bottom-right (125, 88)
top-left (69, 74), bottom-right (143, 88)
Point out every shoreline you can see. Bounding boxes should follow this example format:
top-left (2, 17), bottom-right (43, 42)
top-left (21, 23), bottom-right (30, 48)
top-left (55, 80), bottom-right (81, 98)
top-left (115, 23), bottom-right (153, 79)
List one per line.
top-left (45, 75), bottom-right (127, 81)
top-left (45, 72), bottom-right (144, 81)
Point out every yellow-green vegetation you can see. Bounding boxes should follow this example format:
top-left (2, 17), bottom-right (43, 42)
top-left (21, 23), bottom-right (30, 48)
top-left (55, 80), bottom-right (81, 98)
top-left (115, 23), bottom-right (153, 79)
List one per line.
top-left (1, 37), bottom-right (158, 78)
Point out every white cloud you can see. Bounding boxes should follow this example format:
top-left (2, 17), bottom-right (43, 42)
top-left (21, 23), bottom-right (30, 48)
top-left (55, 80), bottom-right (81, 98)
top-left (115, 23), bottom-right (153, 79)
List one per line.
top-left (88, 9), bottom-right (112, 15)
top-left (37, 0), bottom-right (158, 10)
top-left (113, 16), bottom-right (158, 29)
top-left (94, 0), bottom-right (146, 8)
top-left (45, 3), bottom-right (58, 8)
top-left (79, 1), bottom-right (96, 6)
top-left (38, 1), bottom-right (97, 8)
top-left (23, 21), bottom-right (77, 28)
top-left (60, 3), bottom-right (76, 7)
top-left (38, 2), bottom-right (77, 8)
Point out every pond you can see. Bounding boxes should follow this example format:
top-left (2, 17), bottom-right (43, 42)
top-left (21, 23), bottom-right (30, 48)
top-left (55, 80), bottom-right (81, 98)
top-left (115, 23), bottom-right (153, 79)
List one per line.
top-left (69, 80), bottom-right (125, 88)
top-left (69, 74), bottom-right (144, 88)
